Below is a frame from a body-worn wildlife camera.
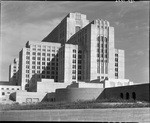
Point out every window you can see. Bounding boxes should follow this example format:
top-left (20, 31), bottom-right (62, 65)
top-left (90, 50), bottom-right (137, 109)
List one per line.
top-left (115, 73), bottom-right (118, 76)
top-left (47, 71), bottom-right (50, 74)
top-left (47, 53), bottom-right (50, 56)
top-left (78, 76), bottom-right (81, 80)
top-left (26, 56), bottom-right (30, 59)
top-left (42, 62), bottom-right (45, 65)
top-left (32, 52), bottom-right (36, 55)
top-left (37, 66), bottom-right (40, 69)
top-left (42, 71), bottom-right (45, 74)
top-left (78, 50), bottom-right (82, 54)
top-left (1, 88), bottom-right (4, 90)
top-left (42, 75), bottom-right (45, 78)
top-left (37, 53), bottom-right (41, 56)
top-left (26, 52), bottom-right (30, 55)
top-left (75, 26), bottom-right (81, 33)
top-left (72, 65), bottom-right (76, 69)
top-left (32, 70), bottom-right (35, 73)
top-left (73, 60), bottom-right (76, 63)
top-left (32, 66), bottom-right (35, 69)
top-left (52, 54), bottom-right (55, 57)
top-left (73, 50), bottom-right (76, 53)
top-left (78, 60), bottom-right (82, 64)
top-left (17, 88), bottom-right (19, 90)
top-left (26, 74), bottom-right (29, 78)
top-left (32, 61), bottom-right (35, 64)
top-left (52, 63), bottom-right (55, 66)
top-left (42, 53), bottom-right (45, 56)
top-left (26, 65), bottom-right (29, 69)
top-left (72, 70), bottom-right (76, 74)
top-left (42, 49), bottom-right (46, 51)
top-left (2, 92), bottom-right (5, 95)
top-left (26, 70), bottom-right (29, 73)
top-left (37, 57), bottom-right (40, 60)
top-left (115, 63), bottom-right (118, 66)
top-left (42, 57), bottom-right (45, 61)
top-left (72, 75), bottom-right (76, 79)
top-left (73, 54), bottom-right (76, 58)
top-left (115, 58), bottom-right (118, 62)
top-left (7, 92), bottom-right (10, 94)
top-left (132, 92), bottom-right (136, 100)
top-left (12, 88), bottom-right (14, 90)
top-left (7, 88), bottom-right (9, 90)
top-left (37, 62), bottom-right (40, 65)
top-left (47, 58), bottom-right (50, 61)
top-left (32, 57), bottom-right (35, 60)
top-left (78, 66), bottom-right (81, 69)
top-left (78, 55), bottom-right (82, 59)
top-left (51, 71), bottom-right (55, 74)
top-left (97, 76), bottom-right (100, 79)
top-left (78, 71), bottom-right (81, 74)
top-left (47, 75), bottom-right (50, 78)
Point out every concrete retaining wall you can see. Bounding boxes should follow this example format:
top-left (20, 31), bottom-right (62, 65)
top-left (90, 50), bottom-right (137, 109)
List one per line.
top-left (55, 88), bottom-right (104, 102)
top-left (103, 83), bottom-right (149, 101)
top-left (55, 83), bottom-right (149, 102)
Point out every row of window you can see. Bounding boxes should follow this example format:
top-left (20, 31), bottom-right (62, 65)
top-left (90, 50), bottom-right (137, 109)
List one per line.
top-left (26, 55), bottom-right (56, 60)
top-left (1, 88), bottom-right (19, 90)
top-left (97, 59), bottom-right (108, 62)
top-left (26, 67), bottom-right (57, 74)
top-left (97, 54), bottom-right (107, 58)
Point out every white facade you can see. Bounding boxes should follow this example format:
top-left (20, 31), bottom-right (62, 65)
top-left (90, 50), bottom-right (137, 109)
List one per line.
top-left (9, 58), bottom-right (19, 85)
top-left (105, 78), bottom-right (133, 88)
top-left (67, 19), bottom-right (125, 82)
top-left (42, 12), bottom-right (89, 45)
top-left (19, 41), bottom-right (61, 90)
top-left (58, 44), bottom-right (78, 84)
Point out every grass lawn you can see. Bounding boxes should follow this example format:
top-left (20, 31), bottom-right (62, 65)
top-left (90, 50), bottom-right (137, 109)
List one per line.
top-left (0, 98), bottom-right (149, 110)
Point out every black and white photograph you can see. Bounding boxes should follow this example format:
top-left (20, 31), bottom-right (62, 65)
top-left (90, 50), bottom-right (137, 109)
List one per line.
top-left (0, 0), bottom-right (149, 122)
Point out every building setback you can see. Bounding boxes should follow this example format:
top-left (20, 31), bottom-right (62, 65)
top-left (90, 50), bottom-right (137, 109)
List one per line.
top-left (9, 58), bottom-right (19, 85)
top-left (66, 19), bottom-right (124, 82)
top-left (10, 12), bottom-right (125, 91)
top-left (42, 12), bottom-right (89, 45)
top-left (18, 41), bottom-right (61, 90)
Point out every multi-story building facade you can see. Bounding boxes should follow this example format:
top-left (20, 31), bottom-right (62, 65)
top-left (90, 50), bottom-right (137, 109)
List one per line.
top-left (42, 12), bottom-right (89, 45)
top-left (9, 58), bottom-right (19, 85)
top-left (18, 41), bottom-right (61, 90)
top-left (13, 12), bottom-right (125, 90)
top-left (66, 19), bottom-right (125, 82)
top-left (58, 44), bottom-right (78, 83)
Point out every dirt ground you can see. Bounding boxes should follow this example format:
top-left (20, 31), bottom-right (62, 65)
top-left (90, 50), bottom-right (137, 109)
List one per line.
top-left (0, 108), bottom-right (150, 122)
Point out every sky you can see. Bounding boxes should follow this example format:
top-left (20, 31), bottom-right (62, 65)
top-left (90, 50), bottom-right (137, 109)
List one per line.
top-left (0, 1), bottom-right (149, 83)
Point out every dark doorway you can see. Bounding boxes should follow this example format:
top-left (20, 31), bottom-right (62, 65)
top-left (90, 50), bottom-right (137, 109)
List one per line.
top-left (132, 92), bottom-right (136, 100)
top-left (120, 93), bottom-right (123, 99)
top-left (126, 92), bottom-right (129, 100)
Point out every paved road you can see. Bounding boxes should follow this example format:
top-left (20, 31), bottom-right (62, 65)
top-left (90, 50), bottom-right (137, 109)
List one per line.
top-left (0, 108), bottom-right (150, 122)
